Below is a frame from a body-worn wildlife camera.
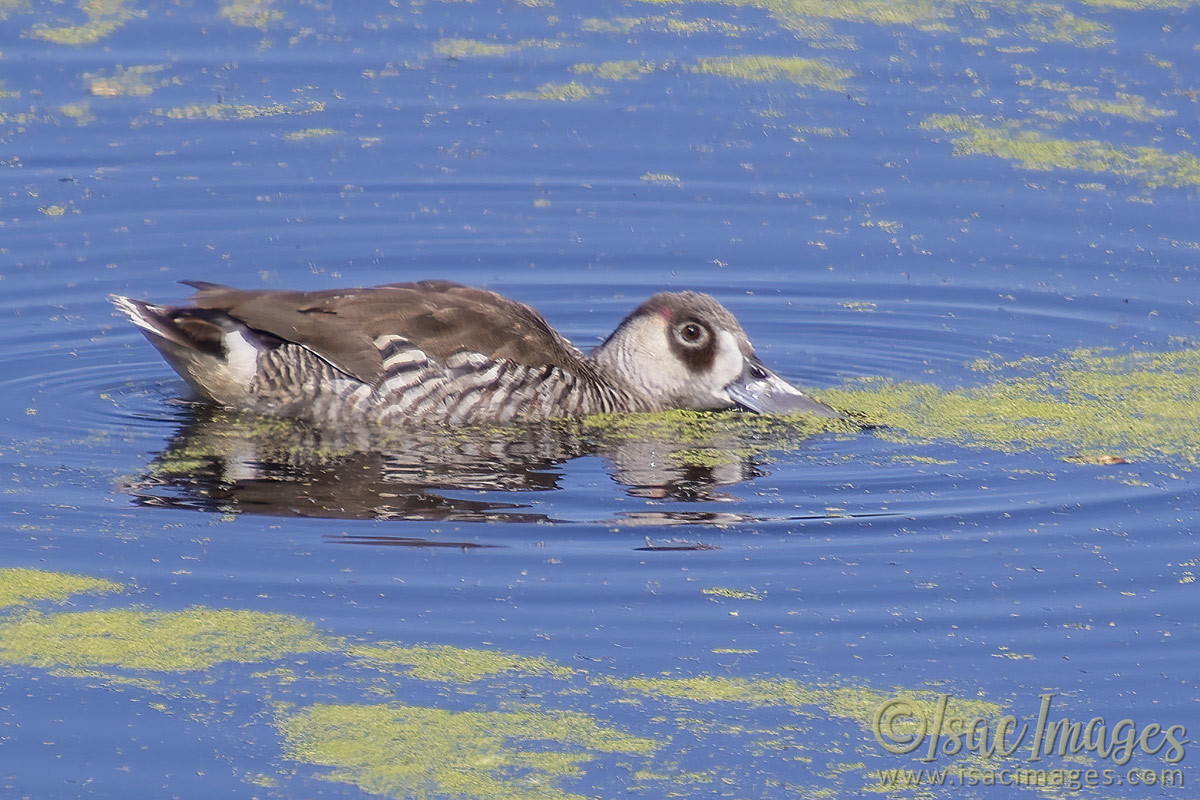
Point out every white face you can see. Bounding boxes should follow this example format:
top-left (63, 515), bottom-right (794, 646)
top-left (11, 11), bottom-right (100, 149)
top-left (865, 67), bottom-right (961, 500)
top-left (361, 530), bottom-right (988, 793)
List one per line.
top-left (606, 312), bottom-right (750, 410)
top-left (705, 330), bottom-right (751, 407)
top-left (597, 301), bottom-right (843, 417)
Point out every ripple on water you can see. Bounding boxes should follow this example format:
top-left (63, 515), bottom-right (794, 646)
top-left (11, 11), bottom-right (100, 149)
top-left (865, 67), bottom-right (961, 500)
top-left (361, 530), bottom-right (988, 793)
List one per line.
top-left (3, 277), bottom-right (1195, 534)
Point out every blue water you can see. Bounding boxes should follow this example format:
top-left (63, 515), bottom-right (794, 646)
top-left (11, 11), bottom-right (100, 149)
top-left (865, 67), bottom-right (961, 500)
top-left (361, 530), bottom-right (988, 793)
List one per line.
top-left (1, 1), bottom-right (1198, 797)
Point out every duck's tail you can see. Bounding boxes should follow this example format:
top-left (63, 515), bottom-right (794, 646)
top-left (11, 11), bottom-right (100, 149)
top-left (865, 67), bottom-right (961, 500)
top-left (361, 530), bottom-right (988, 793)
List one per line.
top-left (111, 294), bottom-right (266, 405)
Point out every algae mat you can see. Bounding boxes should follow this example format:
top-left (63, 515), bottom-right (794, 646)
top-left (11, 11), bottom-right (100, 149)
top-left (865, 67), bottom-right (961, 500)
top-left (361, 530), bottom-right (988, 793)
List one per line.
top-left (0, 569), bottom-right (1168, 798)
top-left (821, 345), bottom-right (1200, 467)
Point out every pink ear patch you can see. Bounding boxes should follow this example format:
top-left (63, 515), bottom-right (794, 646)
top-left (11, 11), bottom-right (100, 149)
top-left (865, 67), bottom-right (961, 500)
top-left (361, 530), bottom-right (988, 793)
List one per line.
top-left (656, 306), bottom-right (673, 320)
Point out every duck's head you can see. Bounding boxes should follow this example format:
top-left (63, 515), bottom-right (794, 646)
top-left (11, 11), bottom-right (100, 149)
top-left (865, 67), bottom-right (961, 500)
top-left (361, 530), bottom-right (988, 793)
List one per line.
top-left (592, 291), bottom-right (842, 417)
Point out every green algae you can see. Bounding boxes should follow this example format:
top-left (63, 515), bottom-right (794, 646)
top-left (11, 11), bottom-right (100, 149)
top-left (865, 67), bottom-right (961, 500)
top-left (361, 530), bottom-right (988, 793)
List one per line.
top-left (153, 100), bottom-right (325, 121)
top-left (60, 102), bottom-right (94, 125)
top-left (434, 37), bottom-right (516, 57)
top-left (617, 0), bottom-right (1153, 49)
top-left (921, 114), bottom-right (1200, 188)
top-left (603, 16), bottom-right (744, 34)
top-left (640, 171), bottom-right (680, 184)
top-left (792, 124), bottom-right (849, 139)
top-left (1080, 0), bottom-right (1197, 7)
top-left (632, 0), bottom-right (951, 28)
top-left (85, 64), bottom-right (168, 97)
top-left (819, 345), bottom-right (1200, 466)
top-left (580, 15), bottom-right (748, 35)
top-left (282, 127), bottom-right (337, 141)
top-left (1017, 9), bottom-right (1111, 47)
top-left (617, 674), bottom-right (850, 709)
top-left (498, 82), bottom-right (603, 101)
top-left (572, 60), bottom-right (659, 81)
top-left (613, 676), bottom-right (1003, 729)
top-left (1064, 93), bottom-right (1175, 121)
top-left (689, 56), bottom-right (852, 92)
top-left (218, 0), bottom-right (283, 29)
top-left (0, 607), bottom-right (331, 671)
top-left (279, 702), bottom-right (658, 800)
top-left (633, 768), bottom-right (714, 784)
top-left (348, 642), bottom-right (576, 683)
top-left (0, 568), bottom-right (123, 608)
top-left (702, 587), bottom-right (764, 601)
top-left (0, 571), bottom-right (1052, 798)
top-left (433, 37), bottom-right (560, 58)
top-left (585, 409), bottom-right (857, 468)
top-left (28, 0), bottom-right (140, 45)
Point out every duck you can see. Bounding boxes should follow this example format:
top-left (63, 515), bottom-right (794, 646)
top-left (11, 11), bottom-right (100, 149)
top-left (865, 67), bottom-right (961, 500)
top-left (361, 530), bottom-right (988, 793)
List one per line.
top-left (112, 280), bottom-right (841, 425)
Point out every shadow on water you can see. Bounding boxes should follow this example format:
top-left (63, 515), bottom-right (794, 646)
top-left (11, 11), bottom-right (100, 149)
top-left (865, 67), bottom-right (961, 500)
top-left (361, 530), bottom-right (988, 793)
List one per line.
top-left (121, 403), bottom-right (869, 536)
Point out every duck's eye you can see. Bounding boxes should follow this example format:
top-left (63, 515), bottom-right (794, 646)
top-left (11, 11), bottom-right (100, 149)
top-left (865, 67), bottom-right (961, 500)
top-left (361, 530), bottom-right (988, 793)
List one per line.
top-left (676, 322), bottom-right (708, 345)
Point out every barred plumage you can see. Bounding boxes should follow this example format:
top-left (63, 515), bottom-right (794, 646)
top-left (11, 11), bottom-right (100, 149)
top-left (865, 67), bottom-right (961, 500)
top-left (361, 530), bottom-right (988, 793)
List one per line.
top-left (113, 280), bottom-right (841, 425)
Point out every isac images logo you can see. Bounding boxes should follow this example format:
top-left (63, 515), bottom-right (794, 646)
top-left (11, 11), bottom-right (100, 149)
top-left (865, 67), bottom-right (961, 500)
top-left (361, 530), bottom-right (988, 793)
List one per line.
top-left (870, 693), bottom-right (1188, 791)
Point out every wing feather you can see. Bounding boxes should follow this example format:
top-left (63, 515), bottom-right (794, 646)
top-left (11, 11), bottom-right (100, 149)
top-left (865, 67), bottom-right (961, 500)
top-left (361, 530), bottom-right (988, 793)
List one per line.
top-left (181, 281), bottom-right (592, 385)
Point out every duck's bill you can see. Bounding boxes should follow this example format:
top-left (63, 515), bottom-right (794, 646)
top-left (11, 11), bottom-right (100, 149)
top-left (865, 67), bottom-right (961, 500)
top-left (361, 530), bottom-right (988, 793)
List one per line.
top-left (725, 361), bottom-right (843, 418)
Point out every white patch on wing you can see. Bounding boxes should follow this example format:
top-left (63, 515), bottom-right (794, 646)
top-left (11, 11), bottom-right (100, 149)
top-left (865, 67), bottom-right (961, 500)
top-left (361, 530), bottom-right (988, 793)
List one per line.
top-left (223, 329), bottom-right (260, 388)
top-left (383, 349), bottom-right (426, 369)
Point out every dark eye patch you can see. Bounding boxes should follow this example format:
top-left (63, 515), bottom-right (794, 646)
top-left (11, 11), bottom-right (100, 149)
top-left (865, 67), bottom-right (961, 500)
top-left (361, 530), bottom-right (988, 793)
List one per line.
top-left (668, 320), bottom-right (716, 372)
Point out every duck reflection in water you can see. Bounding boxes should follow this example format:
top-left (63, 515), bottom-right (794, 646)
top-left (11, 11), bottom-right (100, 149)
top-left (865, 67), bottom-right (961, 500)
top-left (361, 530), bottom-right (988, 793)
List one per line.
top-left (124, 402), bottom-right (852, 534)
top-left (115, 280), bottom-right (854, 537)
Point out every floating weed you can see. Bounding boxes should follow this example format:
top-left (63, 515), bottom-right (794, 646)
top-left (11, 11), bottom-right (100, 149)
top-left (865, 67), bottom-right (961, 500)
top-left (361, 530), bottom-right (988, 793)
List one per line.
top-left (497, 82), bottom-right (604, 101)
top-left (818, 346), bottom-right (1200, 466)
top-left (689, 55), bottom-right (853, 92)
top-left (1079, 0), bottom-right (1197, 7)
top-left (629, 0), bottom-right (1114, 48)
top-left (218, 0), bottom-right (283, 29)
top-left (153, 100), bottom-right (325, 121)
top-left (0, 568), bottom-right (123, 608)
top-left (1064, 93), bottom-right (1175, 121)
top-left (0, 568), bottom-right (1075, 798)
top-left (433, 37), bottom-right (560, 58)
top-left (585, 409), bottom-right (856, 467)
top-left (282, 127), bottom-right (337, 141)
top-left (348, 642), bottom-right (577, 683)
top-left (0, 608), bottom-right (332, 671)
top-left (279, 703), bottom-right (658, 800)
top-left (434, 37), bottom-right (515, 57)
top-left (630, 0), bottom-right (951, 27)
top-left (580, 15), bottom-right (748, 36)
top-left (572, 60), bottom-right (659, 80)
top-left (1018, 9), bottom-right (1112, 47)
top-left (921, 114), bottom-right (1200, 188)
top-left (702, 587), bottom-right (764, 601)
top-left (639, 171), bottom-right (680, 185)
top-left (85, 64), bottom-right (169, 97)
top-left (611, 676), bottom-right (1003, 730)
top-left (27, 0), bottom-right (141, 45)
